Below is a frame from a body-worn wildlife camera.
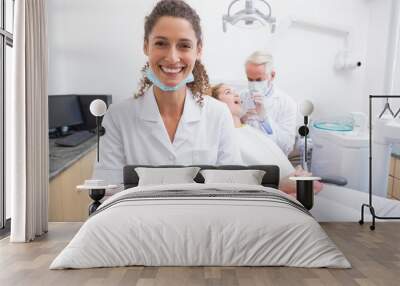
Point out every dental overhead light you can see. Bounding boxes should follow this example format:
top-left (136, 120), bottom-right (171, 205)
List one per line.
top-left (223, 0), bottom-right (276, 33)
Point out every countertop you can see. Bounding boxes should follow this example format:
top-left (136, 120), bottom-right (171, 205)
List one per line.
top-left (48, 136), bottom-right (398, 179)
top-left (49, 136), bottom-right (97, 180)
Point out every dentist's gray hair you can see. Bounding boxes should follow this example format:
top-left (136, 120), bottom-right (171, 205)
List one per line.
top-left (245, 51), bottom-right (274, 73)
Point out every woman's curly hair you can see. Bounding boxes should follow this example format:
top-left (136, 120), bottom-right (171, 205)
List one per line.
top-left (134, 0), bottom-right (210, 104)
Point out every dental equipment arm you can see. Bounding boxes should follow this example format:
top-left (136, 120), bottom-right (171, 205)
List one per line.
top-left (298, 100), bottom-right (314, 171)
top-left (320, 175), bottom-right (348, 186)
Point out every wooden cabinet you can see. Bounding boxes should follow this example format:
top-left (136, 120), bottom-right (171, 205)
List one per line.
top-left (393, 178), bottom-right (400, 200)
top-left (388, 156), bottom-right (399, 200)
top-left (388, 176), bottom-right (394, 198)
top-left (394, 158), bottom-right (400, 179)
top-left (390, 156), bottom-right (395, 176)
top-left (49, 149), bottom-right (96, 222)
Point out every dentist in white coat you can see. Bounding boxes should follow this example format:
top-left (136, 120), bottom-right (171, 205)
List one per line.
top-left (241, 51), bottom-right (297, 156)
top-left (93, 0), bottom-right (241, 184)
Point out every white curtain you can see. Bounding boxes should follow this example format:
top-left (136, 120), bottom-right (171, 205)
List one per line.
top-left (10, 0), bottom-right (49, 242)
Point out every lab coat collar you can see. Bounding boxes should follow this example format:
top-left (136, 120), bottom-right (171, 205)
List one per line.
top-left (172, 90), bottom-right (202, 149)
top-left (138, 87), bottom-right (202, 154)
top-left (138, 88), bottom-right (161, 122)
top-left (139, 87), bottom-right (201, 123)
top-left (180, 89), bottom-right (202, 123)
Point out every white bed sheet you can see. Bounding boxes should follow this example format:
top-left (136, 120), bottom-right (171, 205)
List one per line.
top-left (104, 183), bottom-right (400, 222)
top-left (50, 183), bottom-right (350, 269)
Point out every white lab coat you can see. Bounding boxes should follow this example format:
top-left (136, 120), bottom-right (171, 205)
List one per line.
top-left (92, 88), bottom-right (242, 184)
top-left (235, 125), bottom-right (294, 179)
top-left (241, 87), bottom-right (297, 156)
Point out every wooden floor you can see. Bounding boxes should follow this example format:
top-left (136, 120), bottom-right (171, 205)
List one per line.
top-left (1, 222), bottom-right (400, 286)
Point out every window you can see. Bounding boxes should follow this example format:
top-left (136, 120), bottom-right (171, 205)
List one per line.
top-left (0, 0), bottom-right (14, 233)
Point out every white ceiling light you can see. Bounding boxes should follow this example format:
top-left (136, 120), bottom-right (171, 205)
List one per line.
top-left (222, 0), bottom-right (276, 33)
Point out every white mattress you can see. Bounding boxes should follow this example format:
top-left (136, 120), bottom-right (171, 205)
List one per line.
top-left (50, 183), bottom-right (350, 269)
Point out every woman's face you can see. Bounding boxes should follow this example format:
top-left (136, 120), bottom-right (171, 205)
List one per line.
top-left (217, 85), bottom-right (242, 116)
top-left (144, 16), bottom-right (201, 88)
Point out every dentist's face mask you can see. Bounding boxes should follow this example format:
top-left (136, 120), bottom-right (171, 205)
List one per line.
top-left (145, 66), bottom-right (194, 92)
top-left (248, 80), bottom-right (273, 96)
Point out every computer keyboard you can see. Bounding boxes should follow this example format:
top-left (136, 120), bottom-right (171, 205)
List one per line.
top-left (55, 130), bottom-right (95, 147)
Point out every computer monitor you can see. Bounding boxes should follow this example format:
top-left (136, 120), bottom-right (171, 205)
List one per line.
top-left (48, 95), bottom-right (84, 130)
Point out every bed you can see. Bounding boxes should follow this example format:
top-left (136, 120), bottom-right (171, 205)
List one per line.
top-left (50, 165), bottom-right (350, 269)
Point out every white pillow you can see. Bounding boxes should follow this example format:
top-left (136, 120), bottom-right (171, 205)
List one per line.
top-left (200, 169), bottom-right (266, 185)
top-left (135, 167), bottom-right (201, 186)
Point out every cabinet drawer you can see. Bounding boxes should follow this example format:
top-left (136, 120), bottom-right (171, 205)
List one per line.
top-left (394, 157), bottom-right (400, 179)
top-left (49, 149), bottom-right (96, 222)
top-left (392, 178), bottom-right (400, 200)
top-left (389, 157), bottom-right (395, 176)
top-left (388, 176), bottom-right (394, 198)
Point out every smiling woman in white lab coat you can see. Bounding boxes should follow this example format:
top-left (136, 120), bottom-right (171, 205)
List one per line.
top-left (93, 0), bottom-right (241, 184)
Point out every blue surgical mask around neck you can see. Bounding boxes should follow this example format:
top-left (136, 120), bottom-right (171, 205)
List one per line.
top-left (248, 80), bottom-right (273, 97)
top-left (145, 66), bottom-right (194, 92)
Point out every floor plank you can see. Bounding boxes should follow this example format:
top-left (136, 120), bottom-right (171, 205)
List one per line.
top-left (0, 222), bottom-right (400, 286)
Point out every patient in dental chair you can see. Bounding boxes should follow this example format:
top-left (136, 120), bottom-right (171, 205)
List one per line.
top-left (211, 83), bottom-right (323, 196)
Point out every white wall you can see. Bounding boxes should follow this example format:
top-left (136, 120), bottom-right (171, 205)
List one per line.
top-left (47, 0), bottom-right (395, 120)
top-left (385, 0), bottom-right (400, 114)
top-left (364, 0), bottom-right (400, 116)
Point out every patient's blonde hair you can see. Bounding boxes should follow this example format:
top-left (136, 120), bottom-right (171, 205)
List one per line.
top-left (246, 50), bottom-right (274, 73)
top-left (211, 83), bottom-right (224, 100)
